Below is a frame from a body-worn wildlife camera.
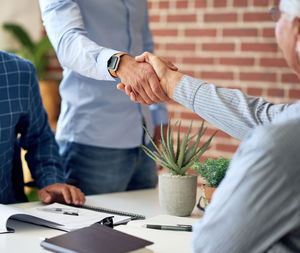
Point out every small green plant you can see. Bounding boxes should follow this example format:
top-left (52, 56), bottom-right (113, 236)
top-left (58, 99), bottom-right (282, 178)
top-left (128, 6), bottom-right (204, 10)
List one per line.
top-left (3, 23), bottom-right (53, 80)
top-left (142, 120), bottom-right (217, 176)
top-left (193, 157), bottom-right (230, 187)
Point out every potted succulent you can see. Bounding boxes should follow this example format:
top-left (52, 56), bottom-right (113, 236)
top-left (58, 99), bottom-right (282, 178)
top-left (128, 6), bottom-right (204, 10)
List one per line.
top-left (3, 23), bottom-right (60, 131)
top-left (193, 157), bottom-right (231, 210)
top-left (142, 120), bottom-right (216, 216)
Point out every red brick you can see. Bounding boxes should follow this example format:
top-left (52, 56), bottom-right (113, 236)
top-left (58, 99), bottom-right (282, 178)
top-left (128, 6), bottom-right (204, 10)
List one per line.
top-left (202, 43), bottom-right (235, 51)
top-left (204, 13), bottom-right (237, 22)
top-left (181, 112), bottom-right (202, 120)
top-left (267, 88), bottom-right (284, 97)
top-left (223, 28), bottom-right (258, 37)
top-left (243, 12), bottom-right (272, 22)
top-left (152, 29), bottom-right (178, 37)
top-left (182, 57), bottom-right (214, 65)
top-left (241, 43), bottom-right (278, 52)
top-left (148, 2), bottom-right (152, 9)
top-left (195, 0), bottom-right (207, 8)
top-left (185, 29), bottom-right (217, 37)
top-left (149, 15), bottom-right (160, 22)
top-left (260, 58), bottom-right (288, 67)
top-left (167, 14), bottom-right (197, 22)
top-left (159, 1), bottom-right (169, 9)
top-left (233, 0), bottom-right (248, 7)
top-left (253, 0), bottom-right (269, 6)
top-left (240, 72), bottom-right (276, 82)
top-left (282, 73), bottom-right (300, 83)
top-left (247, 88), bottom-right (263, 96)
top-left (289, 89), bottom-right (300, 98)
top-left (176, 1), bottom-right (188, 8)
top-left (214, 0), bottom-right (227, 7)
top-left (216, 144), bottom-right (238, 153)
top-left (262, 28), bottom-right (275, 38)
top-left (220, 57), bottom-right (255, 66)
top-left (201, 71), bottom-right (234, 80)
top-left (166, 43), bottom-right (196, 51)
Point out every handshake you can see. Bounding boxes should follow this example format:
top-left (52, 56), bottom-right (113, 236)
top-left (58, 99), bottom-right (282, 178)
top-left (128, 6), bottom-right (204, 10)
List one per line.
top-left (116, 52), bottom-right (184, 105)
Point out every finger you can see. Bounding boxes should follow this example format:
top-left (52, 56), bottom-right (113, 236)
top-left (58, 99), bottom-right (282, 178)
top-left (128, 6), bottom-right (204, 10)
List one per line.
top-left (125, 85), bottom-right (132, 97)
top-left (166, 61), bottom-right (178, 71)
top-left (68, 186), bottom-right (78, 205)
top-left (38, 190), bottom-right (52, 203)
top-left (130, 92), bottom-right (152, 105)
top-left (117, 83), bottom-right (126, 91)
top-left (135, 52), bottom-right (149, 63)
top-left (132, 80), bottom-right (155, 104)
top-left (61, 187), bottom-right (72, 204)
top-left (77, 188), bottom-right (86, 205)
top-left (147, 73), bottom-right (169, 102)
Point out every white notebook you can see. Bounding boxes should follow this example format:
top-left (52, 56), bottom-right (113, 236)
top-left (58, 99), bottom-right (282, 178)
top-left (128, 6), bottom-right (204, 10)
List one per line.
top-left (0, 203), bottom-right (131, 233)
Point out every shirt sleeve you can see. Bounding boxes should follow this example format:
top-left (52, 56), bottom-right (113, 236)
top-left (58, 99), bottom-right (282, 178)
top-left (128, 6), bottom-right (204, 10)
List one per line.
top-left (18, 63), bottom-right (65, 189)
top-left (39, 0), bottom-right (120, 81)
top-left (149, 103), bottom-right (169, 126)
top-left (192, 123), bottom-right (300, 253)
top-left (173, 75), bottom-right (289, 140)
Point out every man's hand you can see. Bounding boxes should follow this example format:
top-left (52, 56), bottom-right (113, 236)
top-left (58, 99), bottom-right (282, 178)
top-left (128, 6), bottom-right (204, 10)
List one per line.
top-left (116, 54), bottom-right (169, 105)
top-left (117, 52), bottom-right (183, 104)
top-left (38, 183), bottom-right (85, 206)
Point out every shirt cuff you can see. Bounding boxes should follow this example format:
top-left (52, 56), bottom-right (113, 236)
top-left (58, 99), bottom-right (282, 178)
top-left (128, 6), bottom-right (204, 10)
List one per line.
top-left (36, 175), bottom-right (65, 189)
top-left (149, 103), bottom-right (169, 126)
top-left (173, 75), bottom-right (206, 112)
top-left (97, 48), bottom-right (123, 81)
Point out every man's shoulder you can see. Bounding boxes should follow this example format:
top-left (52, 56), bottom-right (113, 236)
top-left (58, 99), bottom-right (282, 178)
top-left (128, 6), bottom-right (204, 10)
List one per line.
top-left (0, 50), bottom-right (34, 73)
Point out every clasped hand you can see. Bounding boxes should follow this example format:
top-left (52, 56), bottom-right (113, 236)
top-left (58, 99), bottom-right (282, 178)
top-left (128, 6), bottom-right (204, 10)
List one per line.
top-left (117, 52), bottom-right (183, 105)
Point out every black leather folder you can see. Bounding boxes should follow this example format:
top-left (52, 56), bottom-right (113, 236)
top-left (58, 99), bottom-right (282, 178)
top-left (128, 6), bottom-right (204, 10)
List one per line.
top-left (41, 223), bottom-right (153, 253)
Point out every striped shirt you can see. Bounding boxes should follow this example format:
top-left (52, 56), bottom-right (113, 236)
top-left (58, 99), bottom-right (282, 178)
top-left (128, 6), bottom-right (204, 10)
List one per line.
top-left (0, 51), bottom-right (64, 204)
top-left (174, 76), bottom-right (300, 253)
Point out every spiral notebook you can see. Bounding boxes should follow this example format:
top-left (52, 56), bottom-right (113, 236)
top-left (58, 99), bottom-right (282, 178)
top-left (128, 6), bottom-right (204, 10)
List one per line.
top-left (70, 204), bottom-right (146, 221)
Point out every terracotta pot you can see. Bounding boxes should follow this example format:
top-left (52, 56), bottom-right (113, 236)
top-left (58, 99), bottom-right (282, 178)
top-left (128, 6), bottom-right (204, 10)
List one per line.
top-left (39, 80), bottom-right (61, 131)
top-left (198, 185), bottom-right (216, 211)
top-left (159, 173), bottom-right (197, 217)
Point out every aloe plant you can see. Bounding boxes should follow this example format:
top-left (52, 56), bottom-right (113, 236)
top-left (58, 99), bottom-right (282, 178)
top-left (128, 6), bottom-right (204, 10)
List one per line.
top-left (142, 120), bottom-right (217, 176)
top-left (3, 23), bottom-right (53, 80)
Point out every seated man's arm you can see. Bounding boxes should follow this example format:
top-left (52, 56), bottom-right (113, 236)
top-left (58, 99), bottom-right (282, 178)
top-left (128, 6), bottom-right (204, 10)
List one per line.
top-left (18, 63), bottom-right (84, 205)
top-left (193, 121), bottom-right (300, 253)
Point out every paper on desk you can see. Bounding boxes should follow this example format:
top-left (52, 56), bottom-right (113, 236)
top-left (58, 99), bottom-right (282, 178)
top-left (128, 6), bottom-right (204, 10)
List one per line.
top-left (115, 215), bottom-right (200, 253)
top-left (0, 203), bottom-right (129, 233)
top-left (26, 203), bottom-right (117, 231)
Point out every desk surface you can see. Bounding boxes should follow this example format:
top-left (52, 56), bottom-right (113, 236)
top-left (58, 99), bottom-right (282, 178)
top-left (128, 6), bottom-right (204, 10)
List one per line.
top-left (0, 188), bottom-right (202, 253)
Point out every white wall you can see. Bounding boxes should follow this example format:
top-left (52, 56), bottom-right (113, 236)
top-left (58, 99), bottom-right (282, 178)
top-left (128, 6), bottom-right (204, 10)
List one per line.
top-left (0, 0), bottom-right (42, 50)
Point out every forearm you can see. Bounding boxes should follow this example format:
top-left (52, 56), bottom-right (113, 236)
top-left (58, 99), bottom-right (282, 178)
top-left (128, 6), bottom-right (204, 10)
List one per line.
top-left (172, 75), bottom-right (289, 140)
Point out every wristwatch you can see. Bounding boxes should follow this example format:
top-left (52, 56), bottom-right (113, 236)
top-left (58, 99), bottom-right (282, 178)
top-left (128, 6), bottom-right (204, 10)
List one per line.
top-left (107, 53), bottom-right (127, 78)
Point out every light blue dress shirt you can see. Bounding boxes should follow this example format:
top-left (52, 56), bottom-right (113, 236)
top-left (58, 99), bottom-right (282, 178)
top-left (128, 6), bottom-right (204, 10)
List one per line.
top-left (39, 0), bottom-right (168, 148)
top-left (175, 76), bottom-right (300, 253)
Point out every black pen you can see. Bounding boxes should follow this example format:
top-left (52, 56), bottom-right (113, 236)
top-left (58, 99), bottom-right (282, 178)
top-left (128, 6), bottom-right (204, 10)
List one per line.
top-left (146, 224), bottom-right (192, 232)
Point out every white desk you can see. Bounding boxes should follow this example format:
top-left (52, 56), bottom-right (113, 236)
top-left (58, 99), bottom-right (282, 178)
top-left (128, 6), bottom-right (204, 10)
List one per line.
top-left (0, 188), bottom-right (202, 253)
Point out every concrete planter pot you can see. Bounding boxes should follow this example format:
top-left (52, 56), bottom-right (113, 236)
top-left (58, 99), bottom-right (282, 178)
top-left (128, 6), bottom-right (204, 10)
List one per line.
top-left (159, 173), bottom-right (197, 217)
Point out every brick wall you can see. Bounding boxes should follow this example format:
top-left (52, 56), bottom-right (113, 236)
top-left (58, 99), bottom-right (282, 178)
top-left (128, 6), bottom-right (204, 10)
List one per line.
top-left (47, 0), bottom-right (300, 161)
top-left (148, 0), bottom-right (300, 160)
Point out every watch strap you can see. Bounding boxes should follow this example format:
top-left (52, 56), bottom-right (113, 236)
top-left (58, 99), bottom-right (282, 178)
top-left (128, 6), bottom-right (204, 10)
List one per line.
top-left (108, 53), bottom-right (127, 78)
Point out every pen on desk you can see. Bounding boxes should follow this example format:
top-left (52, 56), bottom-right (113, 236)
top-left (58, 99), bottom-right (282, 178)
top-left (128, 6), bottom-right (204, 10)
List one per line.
top-left (38, 207), bottom-right (79, 216)
top-left (146, 224), bottom-right (192, 232)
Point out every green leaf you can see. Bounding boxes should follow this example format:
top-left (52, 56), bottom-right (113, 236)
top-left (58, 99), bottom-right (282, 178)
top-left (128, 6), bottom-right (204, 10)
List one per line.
top-left (3, 23), bottom-right (34, 52)
top-left (177, 121), bottom-right (193, 168)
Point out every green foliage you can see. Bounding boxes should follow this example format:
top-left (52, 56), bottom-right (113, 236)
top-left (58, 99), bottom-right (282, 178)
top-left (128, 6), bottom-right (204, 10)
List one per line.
top-left (142, 120), bottom-right (217, 176)
top-left (3, 23), bottom-right (53, 80)
top-left (193, 157), bottom-right (231, 187)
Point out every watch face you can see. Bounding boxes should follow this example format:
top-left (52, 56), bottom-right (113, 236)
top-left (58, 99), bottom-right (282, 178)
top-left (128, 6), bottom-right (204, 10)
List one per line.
top-left (107, 55), bottom-right (120, 71)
